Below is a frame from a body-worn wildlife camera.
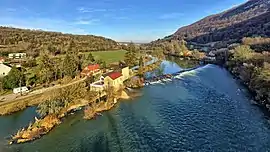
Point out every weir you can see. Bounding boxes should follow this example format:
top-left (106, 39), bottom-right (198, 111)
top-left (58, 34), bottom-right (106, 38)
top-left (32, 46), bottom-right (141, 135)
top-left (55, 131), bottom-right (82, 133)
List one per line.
top-left (144, 65), bottom-right (203, 85)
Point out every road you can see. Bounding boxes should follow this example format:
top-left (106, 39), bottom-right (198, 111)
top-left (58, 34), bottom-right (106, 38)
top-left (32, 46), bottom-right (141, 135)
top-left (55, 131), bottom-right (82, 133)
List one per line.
top-left (0, 77), bottom-right (86, 106)
top-left (0, 54), bottom-right (158, 107)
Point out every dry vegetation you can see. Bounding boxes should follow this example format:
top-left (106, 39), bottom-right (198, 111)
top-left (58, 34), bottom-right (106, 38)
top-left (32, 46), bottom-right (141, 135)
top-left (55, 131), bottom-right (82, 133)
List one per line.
top-left (227, 43), bottom-right (270, 109)
top-left (154, 0), bottom-right (270, 45)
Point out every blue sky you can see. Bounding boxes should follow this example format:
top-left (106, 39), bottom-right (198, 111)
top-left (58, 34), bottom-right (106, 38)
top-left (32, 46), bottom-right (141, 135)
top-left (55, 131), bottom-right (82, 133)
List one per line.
top-left (0, 0), bottom-right (247, 42)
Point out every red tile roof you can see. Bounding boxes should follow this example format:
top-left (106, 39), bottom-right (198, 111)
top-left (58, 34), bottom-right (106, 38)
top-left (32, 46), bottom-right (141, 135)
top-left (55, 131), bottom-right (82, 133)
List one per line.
top-left (86, 64), bottom-right (100, 71)
top-left (81, 64), bottom-right (100, 76)
top-left (106, 72), bottom-right (122, 80)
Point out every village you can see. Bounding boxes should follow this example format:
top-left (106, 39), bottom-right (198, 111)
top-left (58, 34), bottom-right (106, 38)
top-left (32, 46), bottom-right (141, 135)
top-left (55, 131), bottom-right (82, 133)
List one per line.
top-left (0, 50), bottom-right (162, 144)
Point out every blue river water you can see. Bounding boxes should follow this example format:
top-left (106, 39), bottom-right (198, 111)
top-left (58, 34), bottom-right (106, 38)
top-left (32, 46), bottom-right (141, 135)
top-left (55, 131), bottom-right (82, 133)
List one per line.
top-left (1, 60), bottom-right (270, 152)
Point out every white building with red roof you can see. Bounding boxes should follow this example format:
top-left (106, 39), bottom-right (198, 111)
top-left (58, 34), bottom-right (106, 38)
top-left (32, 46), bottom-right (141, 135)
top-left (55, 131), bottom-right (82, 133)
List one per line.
top-left (101, 71), bottom-right (123, 88)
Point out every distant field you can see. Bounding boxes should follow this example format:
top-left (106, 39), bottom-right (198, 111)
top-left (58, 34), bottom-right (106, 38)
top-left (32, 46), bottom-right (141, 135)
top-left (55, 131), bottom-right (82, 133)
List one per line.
top-left (90, 50), bottom-right (127, 64)
top-left (51, 50), bottom-right (127, 64)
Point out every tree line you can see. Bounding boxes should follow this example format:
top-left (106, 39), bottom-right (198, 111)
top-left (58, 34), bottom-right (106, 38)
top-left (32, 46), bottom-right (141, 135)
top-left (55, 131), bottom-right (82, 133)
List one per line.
top-left (227, 43), bottom-right (270, 109)
top-left (0, 26), bottom-right (120, 57)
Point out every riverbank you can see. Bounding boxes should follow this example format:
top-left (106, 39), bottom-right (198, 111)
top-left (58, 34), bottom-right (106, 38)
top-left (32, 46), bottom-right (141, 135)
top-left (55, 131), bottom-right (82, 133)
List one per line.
top-left (7, 55), bottom-right (161, 145)
top-left (9, 89), bottom-right (131, 144)
top-left (2, 60), bottom-right (270, 151)
top-left (215, 45), bottom-right (270, 111)
top-left (226, 62), bottom-right (270, 110)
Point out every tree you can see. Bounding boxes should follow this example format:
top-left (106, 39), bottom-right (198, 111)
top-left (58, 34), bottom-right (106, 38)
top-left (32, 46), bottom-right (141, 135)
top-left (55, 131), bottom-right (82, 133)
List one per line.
top-left (62, 53), bottom-right (78, 78)
top-left (3, 67), bottom-right (25, 89)
top-left (127, 42), bottom-right (137, 52)
top-left (37, 99), bottom-right (64, 117)
top-left (47, 43), bottom-right (57, 55)
top-left (179, 40), bottom-right (189, 55)
top-left (95, 59), bottom-right (106, 69)
top-left (83, 53), bottom-right (96, 67)
top-left (124, 51), bottom-right (137, 67)
top-left (37, 51), bottom-right (54, 85)
top-left (139, 56), bottom-right (144, 67)
top-left (233, 45), bottom-right (253, 62)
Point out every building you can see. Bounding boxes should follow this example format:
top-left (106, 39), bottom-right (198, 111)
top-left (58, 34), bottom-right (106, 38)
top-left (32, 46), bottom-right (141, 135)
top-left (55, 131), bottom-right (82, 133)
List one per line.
top-left (8, 53), bottom-right (27, 59)
top-left (0, 57), bottom-right (5, 63)
top-left (81, 64), bottom-right (101, 77)
top-left (120, 66), bottom-right (130, 81)
top-left (102, 71), bottom-right (123, 89)
top-left (0, 64), bottom-right (12, 77)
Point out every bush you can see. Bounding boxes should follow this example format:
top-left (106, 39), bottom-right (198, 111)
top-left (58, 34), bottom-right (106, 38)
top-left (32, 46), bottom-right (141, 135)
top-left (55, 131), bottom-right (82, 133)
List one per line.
top-left (233, 45), bottom-right (254, 62)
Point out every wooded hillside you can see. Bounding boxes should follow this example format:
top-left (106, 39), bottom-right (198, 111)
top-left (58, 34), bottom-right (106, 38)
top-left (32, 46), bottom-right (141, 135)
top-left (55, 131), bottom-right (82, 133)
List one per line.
top-left (155, 0), bottom-right (270, 45)
top-left (0, 26), bottom-right (119, 57)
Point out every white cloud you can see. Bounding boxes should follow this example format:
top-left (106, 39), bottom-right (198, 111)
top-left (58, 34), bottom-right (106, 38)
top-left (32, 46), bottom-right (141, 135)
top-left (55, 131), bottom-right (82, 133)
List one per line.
top-left (74, 19), bottom-right (100, 25)
top-left (77, 7), bottom-right (107, 13)
top-left (113, 16), bottom-right (129, 20)
top-left (159, 12), bottom-right (184, 19)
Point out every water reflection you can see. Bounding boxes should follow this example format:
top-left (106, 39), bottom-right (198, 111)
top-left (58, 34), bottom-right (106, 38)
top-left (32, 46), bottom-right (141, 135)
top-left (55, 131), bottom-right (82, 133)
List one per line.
top-left (166, 56), bottom-right (199, 69)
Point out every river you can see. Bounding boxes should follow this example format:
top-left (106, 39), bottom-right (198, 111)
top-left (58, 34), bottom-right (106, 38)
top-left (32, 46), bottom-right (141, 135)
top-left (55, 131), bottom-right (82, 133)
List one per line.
top-left (1, 59), bottom-right (270, 152)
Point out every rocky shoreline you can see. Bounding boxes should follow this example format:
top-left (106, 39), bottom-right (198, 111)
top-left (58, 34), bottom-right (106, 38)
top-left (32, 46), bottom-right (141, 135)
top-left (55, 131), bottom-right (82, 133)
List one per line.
top-left (226, 63), bottom-right (270, 111)
top-left (7, 57), bottom-right (161, 145)
top-left (9, 90), bottom-right (131, 145)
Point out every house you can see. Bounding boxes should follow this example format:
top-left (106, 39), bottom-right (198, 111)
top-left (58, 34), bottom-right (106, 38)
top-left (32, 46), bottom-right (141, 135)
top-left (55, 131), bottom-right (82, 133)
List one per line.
top-left (0, 64), bottom-right (12, 77)
top-left (0, 57), bottom-right (5, 63)
top-left (81, 64), bottom-right (101, 77)
top-left (102, 71), bottom-right (123, 88)
top-left (120, 66), bottom-right (130, 81)
top-left (8, 53), bottom-right (27, 59)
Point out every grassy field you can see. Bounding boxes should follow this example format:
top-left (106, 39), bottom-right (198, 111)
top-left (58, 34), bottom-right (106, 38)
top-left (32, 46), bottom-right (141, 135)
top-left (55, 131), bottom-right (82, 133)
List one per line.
top-left (51, 50), bottom-right (127, 64)
top-left (90, 50), bottom-right (127, 64)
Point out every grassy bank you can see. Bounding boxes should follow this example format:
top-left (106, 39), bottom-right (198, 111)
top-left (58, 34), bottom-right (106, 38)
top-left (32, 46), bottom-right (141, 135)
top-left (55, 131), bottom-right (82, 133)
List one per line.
top-left (89, 50), bottom-right (127, 64)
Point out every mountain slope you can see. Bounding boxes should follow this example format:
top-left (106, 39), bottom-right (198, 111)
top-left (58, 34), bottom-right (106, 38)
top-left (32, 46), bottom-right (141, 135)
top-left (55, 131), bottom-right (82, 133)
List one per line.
top-left (0, 26), bottom-right (118, 56)
top-left (162, 0), bottom-right (270, 45)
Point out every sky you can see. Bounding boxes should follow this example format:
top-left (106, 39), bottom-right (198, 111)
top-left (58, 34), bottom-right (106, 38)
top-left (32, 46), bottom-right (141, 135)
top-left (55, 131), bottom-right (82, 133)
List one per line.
top-left (0, 0), bottom-right (247, 43)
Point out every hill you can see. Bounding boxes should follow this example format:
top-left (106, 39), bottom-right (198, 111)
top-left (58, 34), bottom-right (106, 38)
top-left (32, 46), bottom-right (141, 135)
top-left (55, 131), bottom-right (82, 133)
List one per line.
top-left (0, 26), bottom-right (119, 57)
top-left (155, 0), bottom-right (270, 46)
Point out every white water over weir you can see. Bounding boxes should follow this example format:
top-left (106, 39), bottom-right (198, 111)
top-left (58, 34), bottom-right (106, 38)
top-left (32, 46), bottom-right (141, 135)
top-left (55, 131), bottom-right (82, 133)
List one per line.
top-left (144, 64), bottom-right (208, 85)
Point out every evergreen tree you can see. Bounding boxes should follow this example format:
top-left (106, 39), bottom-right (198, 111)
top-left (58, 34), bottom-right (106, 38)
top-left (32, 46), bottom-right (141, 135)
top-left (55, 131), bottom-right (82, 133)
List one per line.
top-left (3, 67), bottom-right (25, 89)
top-left (37, 51), bottom-right (54, 84)
top-left (62, 53), bottom-right (78, 78)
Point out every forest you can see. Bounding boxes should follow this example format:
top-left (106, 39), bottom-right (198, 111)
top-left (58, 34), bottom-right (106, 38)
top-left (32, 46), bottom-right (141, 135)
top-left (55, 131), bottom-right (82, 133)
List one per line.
top-left (0, 26), bottom-right (120, 57)
top-left (154, 0), bottom-right (270, 45)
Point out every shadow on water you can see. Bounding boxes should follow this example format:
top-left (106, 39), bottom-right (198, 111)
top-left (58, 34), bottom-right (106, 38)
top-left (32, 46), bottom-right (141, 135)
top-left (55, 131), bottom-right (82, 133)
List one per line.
top-left (120, 103), bottom-right (173, 152)
top-left (106, 112), bottom-right (123, 152)
top-left (78, 132), bottom-right (111, 152)
top-left (77, 112), bottom-right (123, 152)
